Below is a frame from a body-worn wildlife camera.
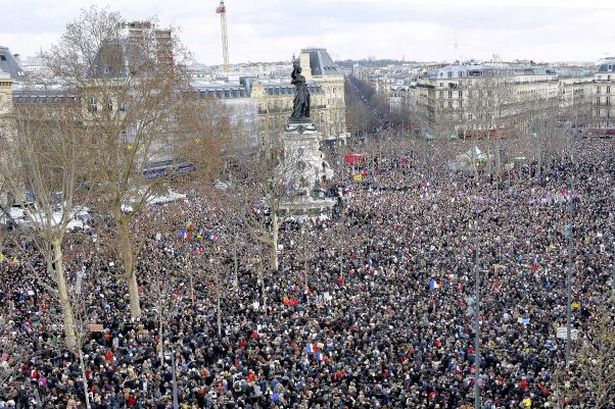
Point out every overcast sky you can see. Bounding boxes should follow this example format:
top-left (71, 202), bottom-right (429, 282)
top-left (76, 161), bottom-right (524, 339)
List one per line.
top-left (2, 0), bottom-right (614, 64)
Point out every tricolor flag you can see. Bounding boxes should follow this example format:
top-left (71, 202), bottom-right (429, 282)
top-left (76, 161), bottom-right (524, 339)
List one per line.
top-left (429, 279), bottom-right (440, 290)
top-left (315, 351), bottom-right (325, 362)
top-left (532, 255), bottom-right (539, 272)
top-left (562, 184), bottom-right (569, 200)
top-left (305, 343), bottom-right (314, 354)
top-left (196, 247), bottom-right (204, 256)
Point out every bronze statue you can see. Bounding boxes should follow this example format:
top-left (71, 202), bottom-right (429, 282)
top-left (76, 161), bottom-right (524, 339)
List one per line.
top-left (290, 57), bottom-right (310, 121)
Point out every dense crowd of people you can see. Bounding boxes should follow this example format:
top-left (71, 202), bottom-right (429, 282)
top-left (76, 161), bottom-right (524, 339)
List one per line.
top-left (1, 137), bottom-right (614, 408)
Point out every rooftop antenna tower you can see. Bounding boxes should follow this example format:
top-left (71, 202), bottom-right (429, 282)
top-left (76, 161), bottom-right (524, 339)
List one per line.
top-left (448, 39), bottom-right (465, 62)
top-left (216, 0), bottom-right (230, 73)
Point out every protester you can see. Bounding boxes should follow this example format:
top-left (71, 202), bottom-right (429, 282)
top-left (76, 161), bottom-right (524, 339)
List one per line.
top-left (0, 137), bottom-right (613, 408)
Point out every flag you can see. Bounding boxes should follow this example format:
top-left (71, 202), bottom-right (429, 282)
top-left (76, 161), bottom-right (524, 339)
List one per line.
top-left (196, 247), bottom-right (204, 256)
top-left (305, 343), bottom-right (314, 354)
top-left (315, 351), bottom-right (325, 362)
top-left (429, 279), bottom-right (440, 290)
top-left (532, 255), bottom-right (539, 272)
top-left (561, 184), bottom-right (569, 200)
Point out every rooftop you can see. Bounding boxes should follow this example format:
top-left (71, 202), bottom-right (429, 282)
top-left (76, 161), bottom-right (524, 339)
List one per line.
top-left (596, 58), bottom-right (615, 73)
top-left (0, 46), bottom-right (27, 81)
top-left (427, 62), bottom-right (557, 79)
top-left (301, 48), bottom-right (341, 77)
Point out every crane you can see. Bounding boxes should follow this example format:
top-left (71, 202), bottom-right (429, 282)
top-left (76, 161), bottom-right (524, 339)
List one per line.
top-left (216, 0), bottom-right (230, 74)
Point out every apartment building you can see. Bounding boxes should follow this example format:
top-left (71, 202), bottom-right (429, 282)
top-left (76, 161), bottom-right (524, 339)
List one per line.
top-left (593, 58), bottom-right (615, 130)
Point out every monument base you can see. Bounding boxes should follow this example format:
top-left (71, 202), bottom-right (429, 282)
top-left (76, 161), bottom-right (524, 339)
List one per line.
top-left (280, 196), bottom-right (336, 220)
top-left (279, 120), bottom-right (335, 219)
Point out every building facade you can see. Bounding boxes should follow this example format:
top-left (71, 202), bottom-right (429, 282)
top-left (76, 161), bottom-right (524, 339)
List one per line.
top-left (593, 58), bottom-right (615, 130)
top-left (195, 48), bottom-right (349, 148)
top-left (254, 48), bottom-right (348, 145)
top-left (0, 48), bottom-right (18, 206)
top-left (412, 63), bottom-right (564, 138)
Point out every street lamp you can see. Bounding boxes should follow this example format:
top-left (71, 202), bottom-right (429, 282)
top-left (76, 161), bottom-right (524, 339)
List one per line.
top-left (565, 178), bottom-right (574, 369)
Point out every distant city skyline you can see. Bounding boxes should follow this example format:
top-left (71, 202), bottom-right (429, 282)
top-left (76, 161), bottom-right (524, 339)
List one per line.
top-left (2, 0), bottom-right (614, 65)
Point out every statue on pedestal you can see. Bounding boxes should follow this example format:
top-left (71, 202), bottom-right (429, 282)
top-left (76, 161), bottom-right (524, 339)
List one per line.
top-left (290, 57), bottom-right (310, 122)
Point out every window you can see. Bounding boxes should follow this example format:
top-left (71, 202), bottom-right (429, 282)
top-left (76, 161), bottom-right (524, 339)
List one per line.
top-left (447, 71), bottom-right (453, 78)
top-left (607, 86), bottom-right (611, 94)
top-left (106, 98), bottom-right (113, 111)
top-left (458, 90), bottom-right (463, 98)
top-left (0, 55), bottom-right (6, 61)
top-left (459, 100), bottom-right (463, 109)
top-left (448, 100), bottom-right (453, 108)
top-left (597, 86), bottom-right (601, 94)
top-left (448, 91), bottom-right (453, 98)
top-left (468, 113), bottom-right (473, 120)
top-left (607, 97), bottom-right (611, 106)
top-left (88, 97), bottom-right (98, 112)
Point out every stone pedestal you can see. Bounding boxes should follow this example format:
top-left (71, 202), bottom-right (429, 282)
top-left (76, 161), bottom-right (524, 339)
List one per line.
top-left (279, 121), bottom-right (335, 218)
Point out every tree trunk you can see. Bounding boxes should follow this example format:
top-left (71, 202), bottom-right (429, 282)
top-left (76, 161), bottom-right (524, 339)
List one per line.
top-left (118, 217), bottom-right (141, 319)
top-left (537, 134), bottom-right (543, 179)
top-left (271, 212), bottom-right (279, 271)
top-left (495, 140), bottom-right (502, 176)
top-left (258, 261), bottom-right (267, 312)
top-left (79, 349), bottom-right (92, 409)
top-left (158, 306), bottom-right (164, 364)
top-left (486, 144), bottom-right (493, 176)
top-left (233, 247), bottom-right (239, 289)
top-left (303, 257), bottom-right (309, 292)
top-left (51, 239), bottom-right (77, 351)
top-left (216, 294), bottom-right (222, 337)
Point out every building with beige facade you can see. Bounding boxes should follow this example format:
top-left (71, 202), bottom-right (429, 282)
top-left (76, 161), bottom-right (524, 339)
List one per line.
top-left (195, 48), bottom-right (349, 148)
top-left (381, 61), bottom-right (595, 139)
top-left (592, 58), bottom-right (615, 130)
top-left (412, 63), bottom-right (563, 138)
top-left (0, 47), bottom-right (18, 206)
top-left (253, 48), bottom-right (348, 145)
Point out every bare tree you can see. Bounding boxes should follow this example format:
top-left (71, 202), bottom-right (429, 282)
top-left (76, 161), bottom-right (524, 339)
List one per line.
top-left (572, 296), bottom-right (615, 408)
top-left (43, 7), bottom-right (221, 319)
top-left (0, 102), bottom-right (94, 350)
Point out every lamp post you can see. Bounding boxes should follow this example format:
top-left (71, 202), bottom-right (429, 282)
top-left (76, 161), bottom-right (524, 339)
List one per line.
top-left (171, 350), bottom-right (179, 409)
top-left (565, 178), bottom-right (574, 368)
top-left (473, 219), bottom-right (481, 409)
